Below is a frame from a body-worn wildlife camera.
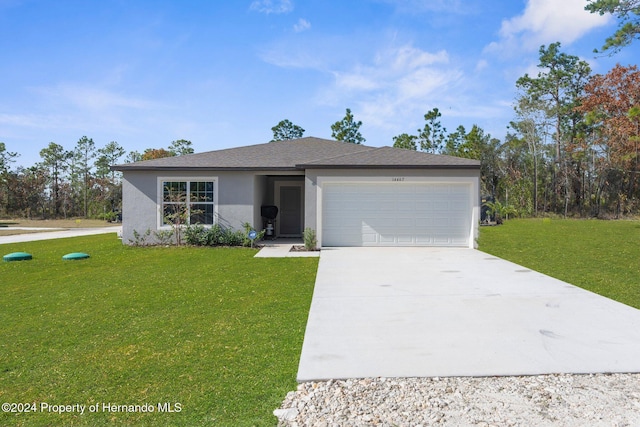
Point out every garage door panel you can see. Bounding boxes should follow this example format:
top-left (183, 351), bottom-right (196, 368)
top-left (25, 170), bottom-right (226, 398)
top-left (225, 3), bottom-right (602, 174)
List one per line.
top-left (433, 235), bottom-right (452, 244)
top-left (449, 198), bottom-right (469, 208)
top-left (431, 200), bottom-right (451, 210)
top-left (379, 234), bottom-right (396, 244)
top-left (415, 235), bottom-right (434, 244)
top-left (363, 218), bottom-right (388, 229)
top-left (396, 234), bottom-right (415, 244)
top-left (395, 186), bottom-right (415, 195)
top-left (395, 203), bottom-right (416, 212)
top-left (414, 201), bottom-right (431, 211)
top-left (322, 182), bottom-right (472, 247)
top-left (335, 218), bottom-right (364, 228)
top-left (393, 211), bottom-right (419, 221)
top-left (362, 233), bottom-right (378, 244)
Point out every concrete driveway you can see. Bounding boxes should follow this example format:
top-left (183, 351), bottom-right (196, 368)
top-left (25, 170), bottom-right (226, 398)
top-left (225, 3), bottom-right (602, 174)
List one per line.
top-left (297, 247), bottom-right (640, 381)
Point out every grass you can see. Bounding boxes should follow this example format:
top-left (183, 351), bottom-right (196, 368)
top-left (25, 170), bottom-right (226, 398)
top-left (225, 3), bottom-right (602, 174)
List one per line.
top-left (0, 235), bottom-right (318, 426)
top-left (4, 218), bottom-right (637, 425)
top-left (478, 218), bottom-right (640, 309)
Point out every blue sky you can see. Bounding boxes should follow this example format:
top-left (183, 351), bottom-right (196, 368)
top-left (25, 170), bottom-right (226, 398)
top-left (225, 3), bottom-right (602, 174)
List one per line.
top-left (1, 0), bottom-right (639, 168)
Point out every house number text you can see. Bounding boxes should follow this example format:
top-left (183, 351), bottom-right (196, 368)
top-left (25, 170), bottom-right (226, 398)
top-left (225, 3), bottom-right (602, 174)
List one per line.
top-left (392, 177), bottom-right (405, 182)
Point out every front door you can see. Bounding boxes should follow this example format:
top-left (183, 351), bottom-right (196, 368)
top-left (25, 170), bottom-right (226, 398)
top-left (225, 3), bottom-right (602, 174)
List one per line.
top-left (276, 182), bottom-right (303, 237)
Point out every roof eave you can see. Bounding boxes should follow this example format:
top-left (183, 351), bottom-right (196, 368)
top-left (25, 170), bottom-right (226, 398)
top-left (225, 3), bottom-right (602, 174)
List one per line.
top-left (297, 164), bottom-right (481, 170)
top-left (112, 166), bottom-right (303, 172)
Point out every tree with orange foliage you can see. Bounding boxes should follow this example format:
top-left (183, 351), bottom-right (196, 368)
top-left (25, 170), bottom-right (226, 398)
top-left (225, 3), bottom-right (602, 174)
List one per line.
top-left (141, 148), bottom-right (175, 161)
top-left (578, 64), bottom-right (640, 214)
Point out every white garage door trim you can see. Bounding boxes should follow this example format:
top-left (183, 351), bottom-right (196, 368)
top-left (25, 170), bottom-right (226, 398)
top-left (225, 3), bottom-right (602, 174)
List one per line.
top-left (316, 177), bottom-right (479, 248)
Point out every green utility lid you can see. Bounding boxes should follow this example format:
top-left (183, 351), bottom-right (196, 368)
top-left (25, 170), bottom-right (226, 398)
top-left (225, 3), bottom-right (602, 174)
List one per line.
top-left (3, 252), bottom-right (33, 262)
top-left (62, 252), bottom-right (90, 260)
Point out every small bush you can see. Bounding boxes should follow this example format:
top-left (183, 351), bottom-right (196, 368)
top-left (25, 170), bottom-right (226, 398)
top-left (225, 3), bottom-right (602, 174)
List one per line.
top-left (303, 227), bottom-right (317, 251)
top-left (153, 229), bottom-right (174, 245)
top-left (241, 222), bottom-right (265, 247)
top-left (205, 224), bottom-right (223, 246)
top-left (184, 224), bottom-right (208, 246)
top-left (129, 228), bottom-right (151, 246)
top-left (99, 211), bottom-right (118, 222)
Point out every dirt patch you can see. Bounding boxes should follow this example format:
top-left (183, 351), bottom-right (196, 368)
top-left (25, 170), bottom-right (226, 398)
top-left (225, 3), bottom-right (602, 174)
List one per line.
top-left (0, 218), bottom-right (110, 228)
top-left (290, 245), bottom-right (320, 252)
top-left (0, 229), bottom-right (62, 237)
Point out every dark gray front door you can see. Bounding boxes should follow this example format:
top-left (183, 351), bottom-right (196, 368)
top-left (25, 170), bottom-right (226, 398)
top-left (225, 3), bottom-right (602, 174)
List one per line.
top-left (279, 185), bottom-right (302, 236)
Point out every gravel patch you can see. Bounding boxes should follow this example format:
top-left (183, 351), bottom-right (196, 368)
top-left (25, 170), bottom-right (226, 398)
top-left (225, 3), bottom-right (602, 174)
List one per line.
top-left (275, 374), bottom-right (640, 426)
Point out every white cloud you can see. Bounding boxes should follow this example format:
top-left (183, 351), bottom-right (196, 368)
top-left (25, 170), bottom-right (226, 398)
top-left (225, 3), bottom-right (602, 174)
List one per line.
top-left (384, 45), bottom-right (449, 72)
top-left (332, 45), bottom-right (452, 97)
top-left (486, 0), bottom-right (611, 55)
top-left (259, 45), bottom-right (326, 70)
top-left (375, 0), bottom-right (468, 14)
top-left (0, 83), bottom-right (165, 141)
top-left (259, 38), bottom-right (511, 140)
top-left (249, 0), bottom-right (293, 14)
top-left (293, 18), bottom-right (310, 33)
top-left (475, 59), bottom-right (488, 72)
top-left (334, 69), bottom-right (380, 91)
top-left (318, 45), bottom-right (462, 131)
top-left (0, 112), bottom-right (38, 128)
top-left (33, 83), bottom-right (158, 111)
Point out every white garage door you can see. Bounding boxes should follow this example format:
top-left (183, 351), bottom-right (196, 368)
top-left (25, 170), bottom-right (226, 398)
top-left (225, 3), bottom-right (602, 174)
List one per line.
top-left (322, 182), bottom-right (472, 247)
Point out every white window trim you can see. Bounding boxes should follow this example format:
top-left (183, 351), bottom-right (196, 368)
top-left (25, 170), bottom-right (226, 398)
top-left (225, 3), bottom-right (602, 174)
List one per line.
top-left (157, 177), bottom-right (219, 229)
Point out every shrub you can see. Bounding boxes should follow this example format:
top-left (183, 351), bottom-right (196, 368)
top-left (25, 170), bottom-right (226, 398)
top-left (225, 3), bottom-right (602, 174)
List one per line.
top-left (485, 200), bottom-right (518, 223)
top-left (303, 227), bottom-right (317, 251)
top-left (129, 229), bottom-right (151, 246)
top-left (100, 211), bottom-right (118, 222)
top-left (153, 229), bottom-right (174, 245)
top-left (205, 224), bottom-right (224, 246)
top-left (219, 228), bottom-right (244, 246)
top-left (183, 223), bottom-right (261, 247)
top-left (184, 224), bottom-right (207, 246)
top-left (241, 222), bottom-right (265, 247)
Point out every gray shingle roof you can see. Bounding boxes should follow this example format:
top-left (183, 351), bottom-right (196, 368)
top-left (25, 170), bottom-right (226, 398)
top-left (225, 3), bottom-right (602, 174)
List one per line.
top-left (113, 137), bottom-right (370, 171)
top-left (298, 146), bottom-right (480, 169)
top-left (113, 137), bottom-right (480, 171)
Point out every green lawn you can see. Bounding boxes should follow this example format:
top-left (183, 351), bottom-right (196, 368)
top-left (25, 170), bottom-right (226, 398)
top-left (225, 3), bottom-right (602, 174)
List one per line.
top-left (3, 219), bottom-right (637, 425)
top-left (478, 218), bottom-right (640, 309)
top-left (0, 235), bottom-right (318, 426)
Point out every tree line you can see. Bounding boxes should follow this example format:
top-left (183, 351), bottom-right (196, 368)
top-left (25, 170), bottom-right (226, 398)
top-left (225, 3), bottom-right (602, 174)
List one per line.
top-left (0, 139), bottom-right (194, 220)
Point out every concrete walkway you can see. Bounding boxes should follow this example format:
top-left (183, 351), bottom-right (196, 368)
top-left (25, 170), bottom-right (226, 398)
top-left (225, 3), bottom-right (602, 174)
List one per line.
top-left (297, 247), bottom-right (640, 381)
top-left (254, 239), bottom-right (320, 258)
top-left (0, 226), bottom-right (121, 245)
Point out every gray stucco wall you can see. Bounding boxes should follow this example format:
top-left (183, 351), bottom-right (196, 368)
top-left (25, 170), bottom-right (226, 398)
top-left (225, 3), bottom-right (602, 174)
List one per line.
top-left (217, 172), bottom-right (255, 231)
top-left (253, 175), bottom-right (267, 232)
top-left (121, 172), bottom-right (157, 244)
top-left (121, 170), bottom-right (257, 244)
top-left (120, 169), bottom-right (305, 244)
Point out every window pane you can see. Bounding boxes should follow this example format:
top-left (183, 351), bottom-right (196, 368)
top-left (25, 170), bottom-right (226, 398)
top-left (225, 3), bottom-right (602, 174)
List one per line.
top-left (163, 203), bottom-right (187, 225)
top-left (163, 181), bottom-right (186, 202)
top-left (190, 181), bottom-right (214, 202)
top-left (189, 181), bottom-right (200, 202)
top-left (190, 203), bottom-right (214, 225)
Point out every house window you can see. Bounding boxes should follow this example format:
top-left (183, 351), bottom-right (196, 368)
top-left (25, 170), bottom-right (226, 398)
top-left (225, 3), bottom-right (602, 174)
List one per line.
top-left (161, 179), bottom-right (217, 226)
